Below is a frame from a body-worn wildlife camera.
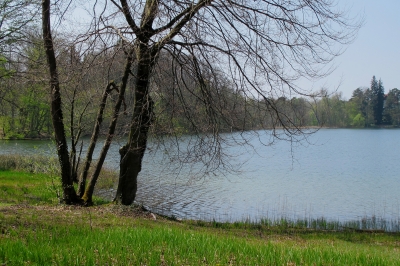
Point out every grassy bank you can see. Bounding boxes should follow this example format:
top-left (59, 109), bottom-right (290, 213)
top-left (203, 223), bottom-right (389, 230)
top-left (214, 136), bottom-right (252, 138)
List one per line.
top-left (1, 170), bottom-right (400, 265)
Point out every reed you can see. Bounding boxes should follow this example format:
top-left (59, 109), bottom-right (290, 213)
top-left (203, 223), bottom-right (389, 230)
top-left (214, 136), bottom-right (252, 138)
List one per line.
top-left (0, 154), bottom-right (56, 173)
top-left (195, 216), bottom-right (400, 233)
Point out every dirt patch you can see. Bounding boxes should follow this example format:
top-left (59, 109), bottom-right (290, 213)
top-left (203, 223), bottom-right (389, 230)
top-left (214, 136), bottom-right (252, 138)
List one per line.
top-left (0, 203), bottom-right (160, 222)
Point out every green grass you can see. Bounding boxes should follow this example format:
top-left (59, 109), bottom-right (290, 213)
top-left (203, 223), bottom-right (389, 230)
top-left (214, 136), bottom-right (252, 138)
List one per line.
top-left (2, 205), bottom-right (400, 265)
top-left (0, 153), bottom-right (118, 203)
top-left (0, 170), bottom-right (60, 204)
top-left (1, 170), bottom-right (400, 265)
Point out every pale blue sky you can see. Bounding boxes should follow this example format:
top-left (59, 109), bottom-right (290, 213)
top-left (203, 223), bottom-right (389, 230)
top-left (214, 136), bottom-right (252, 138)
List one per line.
top-left (70, 1), bottom-right (399, 100)
top-left (308, 0), bottom-right (400, 99)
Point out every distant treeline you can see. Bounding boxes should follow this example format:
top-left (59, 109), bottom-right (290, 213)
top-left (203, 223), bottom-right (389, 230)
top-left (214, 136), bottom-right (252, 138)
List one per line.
top-left (0, 34), bottom-right (398, 140)
top-left (310, 76), bottom-right (399, 128)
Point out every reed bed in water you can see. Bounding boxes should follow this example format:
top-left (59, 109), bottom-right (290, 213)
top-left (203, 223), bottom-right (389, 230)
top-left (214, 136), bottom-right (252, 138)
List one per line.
top-left (195, 215), bottom-right (400, 233)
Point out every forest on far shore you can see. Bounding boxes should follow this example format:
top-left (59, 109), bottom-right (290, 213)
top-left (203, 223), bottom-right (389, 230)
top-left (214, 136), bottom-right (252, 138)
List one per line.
top-left (0, 33), bottom-right (399, 140)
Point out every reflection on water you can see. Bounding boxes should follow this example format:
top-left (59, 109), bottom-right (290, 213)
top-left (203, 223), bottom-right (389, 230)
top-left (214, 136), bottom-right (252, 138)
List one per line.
top-left (1, 129), bottom-right (400, 223)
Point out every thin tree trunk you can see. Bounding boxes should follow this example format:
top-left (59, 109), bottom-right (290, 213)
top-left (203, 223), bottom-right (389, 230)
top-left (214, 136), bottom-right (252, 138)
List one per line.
top-left (77, 81), bottom-right (117, 197)
top-left (69, 88), bottom-right (78, 183)
top-left (82, 50), bottom-right (134, 204)
top-left (42, 0), bottom-right (80, 204)
top-left (114, 43), bottom-right (155, 205)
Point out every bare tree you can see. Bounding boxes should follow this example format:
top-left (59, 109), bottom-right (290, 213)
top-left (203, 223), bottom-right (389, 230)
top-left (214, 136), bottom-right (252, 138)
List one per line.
top-left (42, 0), bottom-right (360, 205)
top-left (41, 0), bottom-right (135, 204)
top-left (42, 0), bottom-right (81, 203)
top-left (99, 0), bottom-right (360, 205)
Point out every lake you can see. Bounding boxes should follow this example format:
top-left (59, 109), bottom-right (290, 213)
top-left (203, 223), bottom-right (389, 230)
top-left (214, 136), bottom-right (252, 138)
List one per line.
top-left (1, 129), bottom-right (399, 224)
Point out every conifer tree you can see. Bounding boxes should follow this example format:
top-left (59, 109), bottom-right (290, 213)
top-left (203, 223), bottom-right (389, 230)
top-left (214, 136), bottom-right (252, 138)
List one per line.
top-left (370, 76), bottom-right (384, 125)
top-left (377, 79), bottom-right (385, 124)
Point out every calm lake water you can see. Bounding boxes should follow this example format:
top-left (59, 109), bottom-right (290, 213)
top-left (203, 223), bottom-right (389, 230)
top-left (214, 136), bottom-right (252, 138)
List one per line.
top-left (1, 129), bottom-right (400, 223)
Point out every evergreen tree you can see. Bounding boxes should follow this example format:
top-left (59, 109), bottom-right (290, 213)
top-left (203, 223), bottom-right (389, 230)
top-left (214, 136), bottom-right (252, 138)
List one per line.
top-left (370, 76), bottom-right (384, 125)
top-left (377, 79), bottom-right (385, 125)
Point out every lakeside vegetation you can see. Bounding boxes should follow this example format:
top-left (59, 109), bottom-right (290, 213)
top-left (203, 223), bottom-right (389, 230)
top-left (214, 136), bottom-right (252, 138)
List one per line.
top-left (1, 155), bottom-right (400, 264)
top-left (0, 68), bottom-right (400, 139)
top-left (1, 63), bottom-right (399, 140)
top-left (1, 168), bottom-right (400, 265)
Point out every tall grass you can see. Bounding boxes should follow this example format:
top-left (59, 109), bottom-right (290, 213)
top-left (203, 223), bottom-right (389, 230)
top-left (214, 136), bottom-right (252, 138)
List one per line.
top-left (2, 170), bottom-right (400, 265)
top-left (0, 171), bottom-right (60, 204)
top-left (1, 206), bottom-right (400, 265)
top-left (0, 154), bottom-right (118, 196)
top-left (0, 154), bottom-right (58, 174)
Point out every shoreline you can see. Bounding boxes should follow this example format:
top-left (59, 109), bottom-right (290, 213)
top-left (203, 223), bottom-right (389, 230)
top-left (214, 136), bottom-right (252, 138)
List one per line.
top-left (1, 125), bottom-right (400, 141)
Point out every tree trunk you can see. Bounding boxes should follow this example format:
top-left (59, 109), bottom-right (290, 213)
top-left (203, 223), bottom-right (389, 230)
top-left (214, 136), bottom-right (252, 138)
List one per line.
top-left (78, 81), bottom-right (117, 198)
top-left (42, 0), bottom-right (80, 204)
top-left (114, 43), bottom-right (155, 205)
top-left (82, 50), bottom-right (134, 204)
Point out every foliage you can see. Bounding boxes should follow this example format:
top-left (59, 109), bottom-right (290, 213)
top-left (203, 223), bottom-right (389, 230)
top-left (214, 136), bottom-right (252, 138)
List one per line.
top-left (0, 56), bottom-right (13, 79)
top-left (384, 88), bottom-right (400, 126)
top-left (309, 76), bottom-right (399, 128)
top-left (352, 113), bottom-right (365, 127)
top-left (0, 32), bottom-right (52, 139)
top-left (2, 69), bottom-right (398, 142)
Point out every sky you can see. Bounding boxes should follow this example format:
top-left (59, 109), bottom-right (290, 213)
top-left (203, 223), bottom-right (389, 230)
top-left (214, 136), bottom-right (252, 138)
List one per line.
top-left (307, 0), bottom-right (400, 99)
top-left (70, 0), bottom-right (399, 100)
